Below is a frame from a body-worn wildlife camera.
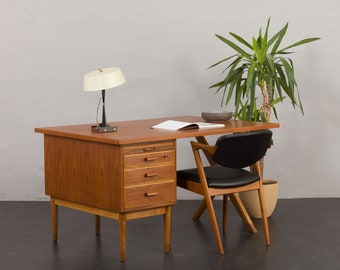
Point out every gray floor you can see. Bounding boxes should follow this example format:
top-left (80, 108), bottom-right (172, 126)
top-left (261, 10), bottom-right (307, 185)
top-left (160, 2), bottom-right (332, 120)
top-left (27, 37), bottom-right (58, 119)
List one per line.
top-left (0, 199), bottom-right (339, 270)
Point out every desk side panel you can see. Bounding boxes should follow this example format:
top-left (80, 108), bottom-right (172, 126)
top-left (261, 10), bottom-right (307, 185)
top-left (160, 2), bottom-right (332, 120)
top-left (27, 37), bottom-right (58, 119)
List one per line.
top-left (44, 135), bottom-right (123, 212)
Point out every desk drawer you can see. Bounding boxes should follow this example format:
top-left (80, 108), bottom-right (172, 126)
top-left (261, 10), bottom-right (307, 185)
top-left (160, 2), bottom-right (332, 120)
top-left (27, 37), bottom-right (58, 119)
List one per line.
top-left (124, 182), bottom-right (176, 210)
top-left (123, 141), bottom-right (174, 155)
top-left (124, 165), bottom-right (175, 185)
top-left (124, 150), bottom-right (175, 169)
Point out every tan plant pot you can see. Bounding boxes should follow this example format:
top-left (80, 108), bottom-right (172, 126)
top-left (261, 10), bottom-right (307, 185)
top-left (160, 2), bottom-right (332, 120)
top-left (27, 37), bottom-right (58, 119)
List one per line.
top-left (239, 180), bottom-right (279, 218)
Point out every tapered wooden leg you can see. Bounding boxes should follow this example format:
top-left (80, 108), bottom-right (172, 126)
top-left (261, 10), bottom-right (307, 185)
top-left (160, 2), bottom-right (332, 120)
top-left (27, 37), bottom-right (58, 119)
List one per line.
top-left (192, 196), bottom-right (216, 220)
top-left (163, 206), bottom-right (172, 253)
top-left (119, 214), bottom-right (127, 262)
top-left (258, 188), bottom-right (270, 245)
top-left (50, 197), bottom-right (58, 242)
top-left (229, 193), bottom-right (257, 233)
top-left (222, 195), bottom-right (228, 234)
top-left (95, 215), bottom-right (100, 235)
top-left (192, 199), bottom-right (207, 220)
top-left (205, 196), bottom-right (224, 255)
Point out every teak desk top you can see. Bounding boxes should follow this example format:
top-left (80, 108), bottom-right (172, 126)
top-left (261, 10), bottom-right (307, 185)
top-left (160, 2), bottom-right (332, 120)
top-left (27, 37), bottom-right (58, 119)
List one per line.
top-left (35, 115), bottom-right (280, 144)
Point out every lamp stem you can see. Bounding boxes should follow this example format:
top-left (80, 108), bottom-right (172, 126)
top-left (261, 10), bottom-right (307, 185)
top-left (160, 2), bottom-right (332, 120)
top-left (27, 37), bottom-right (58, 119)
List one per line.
top-left (101, 89), bottom-right (107, 127)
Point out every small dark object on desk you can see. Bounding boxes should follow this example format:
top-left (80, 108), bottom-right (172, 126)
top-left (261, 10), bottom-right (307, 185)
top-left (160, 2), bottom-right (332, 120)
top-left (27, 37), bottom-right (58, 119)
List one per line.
top-left (201, 111), bottom-right (232, 122)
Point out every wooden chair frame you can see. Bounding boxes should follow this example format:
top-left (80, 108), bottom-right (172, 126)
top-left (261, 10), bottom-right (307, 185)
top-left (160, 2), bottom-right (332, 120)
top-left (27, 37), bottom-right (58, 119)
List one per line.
top-left (177, 137), bottom-right (270, 254)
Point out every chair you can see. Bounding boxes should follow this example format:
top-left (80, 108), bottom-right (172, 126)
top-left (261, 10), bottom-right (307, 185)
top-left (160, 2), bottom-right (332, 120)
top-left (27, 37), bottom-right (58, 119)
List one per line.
top-left (177, 130), bottom-right (273, 254)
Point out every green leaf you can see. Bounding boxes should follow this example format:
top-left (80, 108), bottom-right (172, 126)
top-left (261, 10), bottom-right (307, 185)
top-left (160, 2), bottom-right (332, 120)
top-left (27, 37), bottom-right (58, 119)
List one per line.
top-left (246, 61), bottom-right (256, 92)
top-left (269, 22), bottom-right (288, 54)
top-left (208, 54), bottom-right (237, 69)
top-left (215, 34), bottom-right (253, 61)
top-left (264, 18), bottom-right (270, 44)
top-left (229, 32), bottom-right (253, 50)
top-left (278, 37), bottom-right (320, 53)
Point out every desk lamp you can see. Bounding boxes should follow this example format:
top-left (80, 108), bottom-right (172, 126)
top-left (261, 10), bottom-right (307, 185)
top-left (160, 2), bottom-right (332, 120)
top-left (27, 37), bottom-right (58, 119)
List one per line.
top-left (84, 67), bottom-right (126, 133)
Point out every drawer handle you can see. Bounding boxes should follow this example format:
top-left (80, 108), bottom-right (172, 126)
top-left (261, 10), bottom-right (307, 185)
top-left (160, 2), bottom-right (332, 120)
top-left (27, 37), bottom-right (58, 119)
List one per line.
top-left (145, 192), bottom-right (158, 197)
top-left (143, 147), bottom-right (156, 152)
top-left (144, 157), bottom-right (157, 162)
top-left (145, 172), bottom-right (157, 178)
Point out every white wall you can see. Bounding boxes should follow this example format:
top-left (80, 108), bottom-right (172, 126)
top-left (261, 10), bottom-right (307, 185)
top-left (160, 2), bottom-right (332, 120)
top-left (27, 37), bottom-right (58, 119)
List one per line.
top-left (1, 0), bottom-right (339, 200)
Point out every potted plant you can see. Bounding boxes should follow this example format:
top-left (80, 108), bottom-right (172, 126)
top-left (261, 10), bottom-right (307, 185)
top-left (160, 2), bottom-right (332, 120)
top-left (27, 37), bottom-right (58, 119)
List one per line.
top-left (209, 18), bottom-right (319, 217)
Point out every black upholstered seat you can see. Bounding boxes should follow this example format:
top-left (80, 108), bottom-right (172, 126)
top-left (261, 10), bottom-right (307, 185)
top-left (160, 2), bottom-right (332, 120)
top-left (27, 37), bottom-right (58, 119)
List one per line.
top-left (177, 166), bottom-right (259, 188)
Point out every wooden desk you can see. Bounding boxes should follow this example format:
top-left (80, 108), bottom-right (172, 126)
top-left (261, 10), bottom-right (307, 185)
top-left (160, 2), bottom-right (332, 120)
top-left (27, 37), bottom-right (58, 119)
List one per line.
top-left (35, 116), bottom-right (279, 261)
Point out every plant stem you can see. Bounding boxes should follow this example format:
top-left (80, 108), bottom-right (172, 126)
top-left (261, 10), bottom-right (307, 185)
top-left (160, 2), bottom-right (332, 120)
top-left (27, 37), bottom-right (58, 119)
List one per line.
top-left (260, 82), bottom-right (271, 122)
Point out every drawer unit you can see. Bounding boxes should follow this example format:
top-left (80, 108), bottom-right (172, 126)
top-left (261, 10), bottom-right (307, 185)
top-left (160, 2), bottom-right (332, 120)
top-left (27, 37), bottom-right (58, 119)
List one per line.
top-left (123, 140), bottom-right (176, 211)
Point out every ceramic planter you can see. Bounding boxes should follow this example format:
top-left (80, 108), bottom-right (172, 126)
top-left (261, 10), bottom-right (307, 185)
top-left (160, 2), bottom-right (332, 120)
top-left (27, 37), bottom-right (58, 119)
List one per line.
top-left (239, 179), bottom-right (279, 218)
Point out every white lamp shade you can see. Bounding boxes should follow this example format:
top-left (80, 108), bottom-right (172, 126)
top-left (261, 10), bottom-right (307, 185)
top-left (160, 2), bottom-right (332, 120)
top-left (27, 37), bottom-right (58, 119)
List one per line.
top-left (84, 67), bottom-right (126, 92)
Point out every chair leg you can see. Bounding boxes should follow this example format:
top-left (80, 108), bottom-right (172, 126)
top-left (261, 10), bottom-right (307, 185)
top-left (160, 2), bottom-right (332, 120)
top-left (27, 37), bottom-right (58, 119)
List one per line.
top-left (222, 195), bottom-right (228, 234)
top-left (229, 193), bottom-right (257, 233)
top-left (192, 199), bottom-right (206, 220)
top-left (192, 196), bottom-right (215, 220)
top-left (205, 196), bottom-right (224, 254)
top-left (258, 188), bottom-right (270, 246)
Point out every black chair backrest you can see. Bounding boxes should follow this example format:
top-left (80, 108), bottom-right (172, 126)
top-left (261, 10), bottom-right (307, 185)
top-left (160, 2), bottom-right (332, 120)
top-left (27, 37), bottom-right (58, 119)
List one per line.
top-left (213, 130), bottom-right (273, 168)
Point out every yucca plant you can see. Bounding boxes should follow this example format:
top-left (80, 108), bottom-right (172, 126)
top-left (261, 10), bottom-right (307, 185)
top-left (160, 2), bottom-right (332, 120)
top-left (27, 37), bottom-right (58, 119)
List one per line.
top-left (209, 18), bottom-right (320, 122)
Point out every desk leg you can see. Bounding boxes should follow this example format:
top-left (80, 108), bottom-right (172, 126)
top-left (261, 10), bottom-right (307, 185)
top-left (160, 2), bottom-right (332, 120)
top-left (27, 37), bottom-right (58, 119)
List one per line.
top-left (50, 197), bottom-right (58, 241)
top-left (119, 214), bottom-right (127, 262)
top-left (95, 215), bottom-right (101, 235)
top-left (163, 206), bottom-right (172, 253)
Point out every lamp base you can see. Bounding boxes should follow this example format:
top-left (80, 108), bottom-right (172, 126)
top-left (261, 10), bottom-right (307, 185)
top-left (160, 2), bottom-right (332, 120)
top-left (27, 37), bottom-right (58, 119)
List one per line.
top-left (91, 125), bottom-right (117, 133)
